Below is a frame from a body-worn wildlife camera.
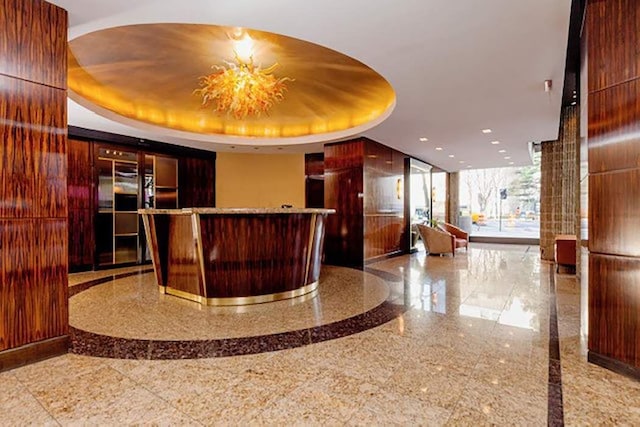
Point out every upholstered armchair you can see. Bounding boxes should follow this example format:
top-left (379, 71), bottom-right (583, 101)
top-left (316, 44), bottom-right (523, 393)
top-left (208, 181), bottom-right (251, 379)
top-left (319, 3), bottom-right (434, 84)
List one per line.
top-left (439, 222), bottom-right (469, 252)
top-left (416, 224), bottom-right (455, 256)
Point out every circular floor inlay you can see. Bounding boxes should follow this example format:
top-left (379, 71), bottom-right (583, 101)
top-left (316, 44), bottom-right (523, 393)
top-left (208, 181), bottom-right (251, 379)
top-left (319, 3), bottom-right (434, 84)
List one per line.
top-left (69, 266), bottom-right (406, 360)
top-left (70, 266), bottom-right (389, 340)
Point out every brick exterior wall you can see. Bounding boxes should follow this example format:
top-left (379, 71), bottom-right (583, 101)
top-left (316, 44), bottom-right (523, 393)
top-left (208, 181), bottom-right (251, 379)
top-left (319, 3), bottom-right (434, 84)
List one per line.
top-left (540, 105), bottom-right (580, 261)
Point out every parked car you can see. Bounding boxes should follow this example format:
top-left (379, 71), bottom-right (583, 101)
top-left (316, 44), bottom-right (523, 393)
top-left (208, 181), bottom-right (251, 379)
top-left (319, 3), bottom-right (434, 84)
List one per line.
top-left (472, 212), bottom-right (486, 225)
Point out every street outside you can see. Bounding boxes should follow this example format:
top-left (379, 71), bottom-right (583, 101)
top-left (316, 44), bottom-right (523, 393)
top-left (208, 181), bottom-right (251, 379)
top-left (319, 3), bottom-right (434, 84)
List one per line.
top-left (469, 217), bottom-right (540, 238)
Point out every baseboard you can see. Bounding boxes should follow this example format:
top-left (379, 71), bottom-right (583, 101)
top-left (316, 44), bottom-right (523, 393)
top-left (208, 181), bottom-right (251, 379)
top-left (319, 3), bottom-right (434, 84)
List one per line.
top-left (588, 351), bottom-right (640, 381)
top-left (364, 250), bottom-right (406, 265)
top-left (469, 236), bottom-right (540, 245)
top-left (0, 335), bottom-right (69, 373)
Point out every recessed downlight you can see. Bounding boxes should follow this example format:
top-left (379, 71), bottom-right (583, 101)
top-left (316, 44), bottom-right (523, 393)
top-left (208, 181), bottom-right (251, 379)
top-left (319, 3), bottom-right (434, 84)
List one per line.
top-left (482, 129), bottom-right (492, 134)
top-left (419, 137), bottom-right (429, 142)
top-left (509, 162), bottom-right (514, 165)
top-left (435, 147), bottom-right (443, 151)
top-left (449, 154), bottom-right (455, 158)
top-left (459, 160), bottom-right (465, 164)
top-left (466, 165), bottom-right (472, 168)
top-left (504, 156), bottom-right (511, 160)
top-left (490, 140), bottom-right (500, 145)
top-left (498, 149), bottom-right (506, 153)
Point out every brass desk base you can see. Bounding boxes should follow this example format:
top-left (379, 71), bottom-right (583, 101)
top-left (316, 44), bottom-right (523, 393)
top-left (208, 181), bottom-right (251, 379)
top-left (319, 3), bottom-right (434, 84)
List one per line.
top-left (159, 281), bottom-right (319, 306)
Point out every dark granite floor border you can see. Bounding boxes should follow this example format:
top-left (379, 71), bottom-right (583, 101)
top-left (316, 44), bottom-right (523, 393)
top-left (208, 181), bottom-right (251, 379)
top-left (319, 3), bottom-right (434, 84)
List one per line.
top-left (548, 267), bottom-right (565, 426)
top-left (69, 267), bottom-right (407, 360)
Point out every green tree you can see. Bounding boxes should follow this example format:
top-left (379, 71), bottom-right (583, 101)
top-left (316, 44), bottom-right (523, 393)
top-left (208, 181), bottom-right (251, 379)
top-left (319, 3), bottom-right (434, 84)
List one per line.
top-left (508, 151), bottom-right (541, 213)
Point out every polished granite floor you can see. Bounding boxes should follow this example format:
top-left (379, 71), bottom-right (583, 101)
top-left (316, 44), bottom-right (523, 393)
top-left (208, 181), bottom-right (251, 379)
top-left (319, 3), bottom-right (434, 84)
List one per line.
top-left (2, 243), bottom-right (639, 425)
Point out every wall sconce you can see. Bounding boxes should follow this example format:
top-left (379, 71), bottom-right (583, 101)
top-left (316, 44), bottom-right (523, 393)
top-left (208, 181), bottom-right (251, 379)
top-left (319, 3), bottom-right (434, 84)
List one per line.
top-left (396, 178), bottom-right (403, 199)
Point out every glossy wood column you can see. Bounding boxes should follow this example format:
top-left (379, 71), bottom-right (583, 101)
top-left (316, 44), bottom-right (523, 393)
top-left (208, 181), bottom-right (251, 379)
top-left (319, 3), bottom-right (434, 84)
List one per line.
top-left (586, 0), bottom-right (640, 377)
top-left (0, 0), bottom-right (68, 371)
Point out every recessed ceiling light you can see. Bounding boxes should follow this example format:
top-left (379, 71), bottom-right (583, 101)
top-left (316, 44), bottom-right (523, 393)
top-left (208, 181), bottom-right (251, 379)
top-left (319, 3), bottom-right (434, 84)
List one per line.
top-left (435, 147), bottom-right (443, 151)
top-left (571, 101), bottom-right (577, 105)
top-left (459, 160), bottom-right (465, 164)
top-left (504, 156), bottom-right (511, 160)
top-left (467, 165), bottom-right (472, 168)
top-left (509, 162), bottom-right (514, 165)
top-left (482, 129), bottom-right (492, 134)
top-left (490, 140), bottom-right (500, 145)
top-left (449, 154), bottom-right (455, 158)
top-left (498, 149), bottom-right (506, 153)
top-left (419, 137), bottom-right (428, 142)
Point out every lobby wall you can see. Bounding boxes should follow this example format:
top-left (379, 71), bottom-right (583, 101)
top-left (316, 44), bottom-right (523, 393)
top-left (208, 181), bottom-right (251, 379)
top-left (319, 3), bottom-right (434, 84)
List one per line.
top-left (0, 0), bottom-right (69, 370)
top-left (215, 152), bottom-right (305, 208)
top-left (540, 105), bottom-right (580, 261)
top-left (323, 138), bottom-right (407, 267)
top-left (586, 0), bottom-right (640, 376)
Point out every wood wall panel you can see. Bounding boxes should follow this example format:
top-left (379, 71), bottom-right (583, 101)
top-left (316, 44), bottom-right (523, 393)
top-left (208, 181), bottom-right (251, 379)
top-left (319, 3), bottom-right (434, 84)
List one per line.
top-left (0, 0), bottom-right (67, 89)
top-left (178, 157), bottom-right (216, 207)
top-left (68, 208), bottom-right (93, 269)
top-left (589, 169), bottom-right (640, 257)
top-left (67, 138), bottom-right (92, 210)
top-left (0, 219), bottom-right (36, 351)
top-left (586, 0), bottom-right (640, 92)
top-left (363, 140), bottom-right (406, 260)
top-left (587, 0), bottom-right (640, 376)
top-left (34, 219), bottom-right (68, 342)
top-left (305, 153), bottom-right (324, 209)
top-left (0, 0), bottom-right (68, 369)
top-left (0, 74), bottom-right (67, 218)
top-left (588, 80), bottom-right (640, 173)
top-left (589, 254), bottom-right (640, 367)
top-left (324, 140), bottom-right (364, 267)
top-left (67, 139), bottom-right (93, 270)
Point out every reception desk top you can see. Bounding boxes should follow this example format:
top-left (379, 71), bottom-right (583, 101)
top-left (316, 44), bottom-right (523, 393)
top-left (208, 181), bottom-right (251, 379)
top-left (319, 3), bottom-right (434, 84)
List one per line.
top-left (138, 208), bottom-right (335, 215)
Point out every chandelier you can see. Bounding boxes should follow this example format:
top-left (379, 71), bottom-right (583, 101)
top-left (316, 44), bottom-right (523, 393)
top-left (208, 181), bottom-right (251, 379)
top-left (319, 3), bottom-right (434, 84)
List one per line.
top-left (195, 33), bottom-right (292, 119)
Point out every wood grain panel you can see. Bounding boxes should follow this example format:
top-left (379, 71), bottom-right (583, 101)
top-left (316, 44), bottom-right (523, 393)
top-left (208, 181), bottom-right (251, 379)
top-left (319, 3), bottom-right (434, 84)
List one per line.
top-left (305, 153), bottom-right (324, 208)
top-left (363, 140), bottom-right (406, 260)
top-left (166, 215), bottom-right (202, 296)
top-left (0, 219), bottom-right (36, 351)
top-left (589, 254), bottom-right (640, 368)
top-left (364, 216), bottom-right (405, 259)
top-left (586, 0), bottom-right (640, 375)
top-left (588, 80), bottom-right (640, 173)
top-left (0, 0), bottom-right (67, 88)
top-left (67, 138), bottom-right (92, 210)
top-left (67, 139), bottom-right (93, 271)
top-left (68, 208), bottom-right (93, 270)
top-left (589, 169), bottom-right (640, 257)
top-left (178, 157), bottom-right (216, 208)
top-left (324, 140), bottom-right (364, 267)
top-left (34, 219), bottom-right (68, 342)
top-left (0, 74), bottom-right (67, 218)
top-left (199, 214), bottom-right (313, 297)
top-left (587, 0), bottom-right (640, 92)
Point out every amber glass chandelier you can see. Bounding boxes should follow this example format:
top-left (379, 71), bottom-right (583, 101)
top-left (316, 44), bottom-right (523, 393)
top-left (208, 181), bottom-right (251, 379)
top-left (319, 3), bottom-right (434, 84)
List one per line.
top-left (194, 32), bottom-right (292, 119)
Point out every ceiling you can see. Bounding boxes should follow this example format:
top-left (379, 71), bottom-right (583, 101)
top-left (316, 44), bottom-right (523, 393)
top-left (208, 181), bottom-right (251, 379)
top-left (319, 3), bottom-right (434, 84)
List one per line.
top-left (51, 0), bottom-right (572, 172)
top-left (68, 23), bottom-right (395, 143)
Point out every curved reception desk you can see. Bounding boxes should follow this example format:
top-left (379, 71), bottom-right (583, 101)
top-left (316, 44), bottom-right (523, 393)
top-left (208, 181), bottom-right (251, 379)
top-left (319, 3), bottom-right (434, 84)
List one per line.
top-left (139, 208), bottom-right (335, 306)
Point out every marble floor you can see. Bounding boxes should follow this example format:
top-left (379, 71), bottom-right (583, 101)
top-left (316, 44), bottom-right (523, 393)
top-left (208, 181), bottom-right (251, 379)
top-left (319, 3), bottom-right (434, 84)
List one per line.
top-left (2, 243), bottom-right (639, 425)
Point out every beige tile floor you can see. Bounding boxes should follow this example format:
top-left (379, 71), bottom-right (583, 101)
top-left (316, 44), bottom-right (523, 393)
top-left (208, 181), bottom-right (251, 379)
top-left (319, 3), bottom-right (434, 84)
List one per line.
top-left (69, 265), bottom-right (389, 340)
top-left (1, 243), bottom-right (639, 425)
